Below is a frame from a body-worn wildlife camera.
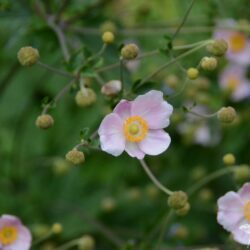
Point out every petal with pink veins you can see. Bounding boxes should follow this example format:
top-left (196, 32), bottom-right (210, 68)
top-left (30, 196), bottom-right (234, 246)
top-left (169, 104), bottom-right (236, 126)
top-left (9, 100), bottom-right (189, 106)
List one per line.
top-left (138, 130), bottom-right (171, 155)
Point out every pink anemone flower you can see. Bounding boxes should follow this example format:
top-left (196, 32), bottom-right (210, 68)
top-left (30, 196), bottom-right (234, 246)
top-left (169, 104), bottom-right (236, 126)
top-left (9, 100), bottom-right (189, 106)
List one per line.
top-left (98, 90), bottom-right (173, 159)
top-left (0, 215), bottom-right (32, 250)
top-left (217, 183), bottom-right (250, 245)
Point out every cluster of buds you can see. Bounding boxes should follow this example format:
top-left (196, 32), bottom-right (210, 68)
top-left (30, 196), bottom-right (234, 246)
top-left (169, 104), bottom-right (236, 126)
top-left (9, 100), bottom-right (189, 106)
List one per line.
top-left (121, 43), bottom-right (139, 60)
top-left (65, 149), bottom-right (85, 165)
top-left (167, 191), bottom-right (190, 216)
top-left (207, 39), bottom-right (228, 56)
top-left (200, 57), bottom-right (218, 71)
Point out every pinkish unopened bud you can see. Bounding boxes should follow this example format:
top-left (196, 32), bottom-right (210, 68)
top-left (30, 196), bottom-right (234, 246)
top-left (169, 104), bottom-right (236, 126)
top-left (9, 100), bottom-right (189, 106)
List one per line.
top-left (101, 80), bottom-right (122, 96)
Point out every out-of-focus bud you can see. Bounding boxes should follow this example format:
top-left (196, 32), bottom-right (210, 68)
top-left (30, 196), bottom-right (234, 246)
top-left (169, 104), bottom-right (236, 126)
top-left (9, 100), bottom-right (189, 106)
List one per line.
top-left (198, 188), bottom-right (213, 202)
top-left (17, 46), bottom-right (39, 66)
top-left (217, 106), bottom-right (237, 123)
top-left (200, 57), bottom-right (218, 71)
top-left (100, 21), bottom-right (117, 34)
top-left (101, 80), bottom-right (121, 97)
top-left (146, 184), bottom-right (160, 199)
top-left (168, 191), bottom-right (188, 209)
top-left (175, 202), bottom-right (191, 216)
top-left (127, 187), bottom-right (141, 201)
top-left (36, 114), bottom-right (54, 129)
top-left (51, 223), bottom-right (63, 234)
top-left (173, 225), bottom-right (189, 239)
top-left (165, 74), bottom-right (179, 89)
top-left (101, 197), bottom-right (116, 212)
top-left (102, 31), bottom-right (115, 44)
top-left (223, 153), bottom-right (236, 166)
top-left (53, 158), bottom-right (71, 175)
top-left (78, 235), bottom-right (95, 250)
top-left (66, 149), bottom-right (85, 165)
top-left (207, 39), bottom-right (228, 56)
top-left (75, 88), bottom-right (96, 107)
top-left (187, 68), bottom-right (199, 80)
top-left (121, 44), bottom-right (139, 60)
top-left (32, 224), bottom-right (50, 238)
top-left (233, 165), bottom-right (250, 182)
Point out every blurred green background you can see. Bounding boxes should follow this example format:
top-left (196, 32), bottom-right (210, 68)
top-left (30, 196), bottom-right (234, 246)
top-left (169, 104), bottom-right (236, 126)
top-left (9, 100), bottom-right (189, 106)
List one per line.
top-left (0, 0), bottom-right (250, 249)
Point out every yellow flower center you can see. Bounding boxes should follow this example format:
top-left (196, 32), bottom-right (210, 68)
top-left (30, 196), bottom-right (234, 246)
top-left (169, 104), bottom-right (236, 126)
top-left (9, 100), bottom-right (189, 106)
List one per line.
top-left (227, 76), bottom-right (239, 92)
top-left (244, 201), bottom-right (250, 222)
top-left (123, 116), bottom-right (148, 142)
top-left (0, 226), bottom-right (18, 245)
top-left (229, 33), bottom-right (247, 53)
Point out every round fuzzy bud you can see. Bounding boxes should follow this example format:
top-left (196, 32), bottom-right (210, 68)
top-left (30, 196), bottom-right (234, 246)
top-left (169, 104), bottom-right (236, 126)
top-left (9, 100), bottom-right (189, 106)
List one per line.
top-left (121, 43), bottom-right (139, 60)
top-left (187, 68), bottom-right (199, 80)
top-left (167, 191), bottom-right (188, 209)
top-left (233, 165), bottom-right (250, 182)
top-left (217, 106), bottom-right (237, 123)
top-left (223, 153), bottom-right (236, 166)
top-left (175, 202), bottom-right (191, 216)
top-left (102, 31), bottom-right (115, 44)
top-left (207, 39), bottom-right (228, 56)
top-left (78, 235), bottom-right (95, 250)
top-left (66, 149), bottom-right (85, 165)
top-left (101, 80), bottom-right (121, 96)
top-left (200, 57), bottom-right (218, 71)
top-left (75, 88), bottom-right (96, 107)
top-left (17, 46), bottom-right (39, 66)
top-left (36, 114), bottom-right (54, 129)
top-left (51, 223), bottom-right (63, 234)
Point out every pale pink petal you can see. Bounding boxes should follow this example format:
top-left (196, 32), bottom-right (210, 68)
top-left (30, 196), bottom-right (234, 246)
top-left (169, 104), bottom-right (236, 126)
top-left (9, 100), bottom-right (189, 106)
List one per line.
top-left (138, 130), bottom-right (171, 155)
top-left (124, 141), bottom-right (145, 159)
top-left (4, 225), bottom-right (32, 250)
top-left (0, 215), bottom-right (22, 228)
top-left (113, 100), bottom-right (132, 120)
top-left (227, 41), bottom-right (250, 66)
top-left (238, 183), bottom-right (250, 203)
top-left (232, 220), bottom-right (250, 245)
top-left (98, 113), bottom-right (125, 156)
top-left (131, 90), bottom-right (173, 129)
top-left (217, 191), bottom-right (244, 231)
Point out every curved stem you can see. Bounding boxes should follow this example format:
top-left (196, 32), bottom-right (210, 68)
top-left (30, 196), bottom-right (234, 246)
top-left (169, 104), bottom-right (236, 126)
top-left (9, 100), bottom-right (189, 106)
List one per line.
top-left (187, 167), bottom-right (235, 196)
top-left (53, 239), bottom-right (79, 250)
top-left (187, 110), bottom-right (218, 119)
top-left (139, 160), bottom-right (173, 196)
top-left (32, 232), bottom-right (53, 247)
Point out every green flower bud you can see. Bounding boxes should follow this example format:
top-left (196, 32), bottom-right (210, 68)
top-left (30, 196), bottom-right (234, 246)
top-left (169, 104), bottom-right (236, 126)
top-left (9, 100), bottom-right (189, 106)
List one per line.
top-left (100, 21), bottom-right (117, 34)
top-left (75, 88), bottom-right (96, 107)
top-left (36, 114), bottom-right (54, 129)
top-left (17, 46), bottom-right (39, 66)
top-left (175, 202), bottom-right (191, 216)
top-left (167, 191), bottom-right (188, 209)
top-left (223, 153), bottom-right (236, 166)
top-left (121, 44), bottom-right (139, 60)
top-left (187, 68), bottom-right (199, 80)
top-left (217, 106), bottom-right (237, 123)
top-left (66, 149), bottom-right (85, 165)
top-left (102, 31), bottom-right (115, 44)
top-left (200, 57), bottom-right (218, 71)
top-left (51, 223), bottom-right (63, 234)
top-left (78, 235), bottom-right (95, 250)
top-left (101, 197), bottom-right (116, 212)
top-left (233, 165), bottom-right (250, 182)
top-left (207, 39), bottom-right (228, 56)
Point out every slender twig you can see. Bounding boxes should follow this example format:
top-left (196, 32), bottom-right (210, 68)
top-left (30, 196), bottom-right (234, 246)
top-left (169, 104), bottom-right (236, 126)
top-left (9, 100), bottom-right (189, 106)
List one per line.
top-left (32, 232), bottom-right (53, 247)
top-left (187, 167), bottom-right (235, 196)
top-left (37, 61), bottom-right (74, 79)
top-left (139, 160), bottom-right (173, 196)
top-left (187, 110), bottom-right (218, 119)
top-left (53, 239), bottom-right (79, 250)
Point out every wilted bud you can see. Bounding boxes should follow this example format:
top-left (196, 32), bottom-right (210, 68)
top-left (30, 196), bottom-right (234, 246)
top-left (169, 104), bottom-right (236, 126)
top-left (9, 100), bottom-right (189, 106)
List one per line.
top-left (66, 149), bottom-right (85, 165)
top-left (223, 153), bottom-right (236, 166)
top-left (101, 80), bottom-right (121, 96)
top-left (121, 43), bottom-right (139, 60)
top-left (217, 106), bottom-right (237, 123)
top-left (187, 68), bottom-right (199, 80)
top-left (168, 191), bottom-right (188, 209)
top-left (36, 114), bottom-right (54, 129)
top-left (17, 46), bottom-right (39, 66)
top-left (175, 202), bottom-right (191, 216)
top-left (233, 165), bottom-right (250, 182)
top-left (51, 223), bottom-right (63, 234)
top-left (102, 31), bottom-right (115, 44)
top-left (207, 39), bottom-right (228, 56)
top-left (78, 235), bottom-right (95, 250)
top-left (75, 88), bottom-right (96, 107)
top-left (200, 57), bottom-right (218, 71)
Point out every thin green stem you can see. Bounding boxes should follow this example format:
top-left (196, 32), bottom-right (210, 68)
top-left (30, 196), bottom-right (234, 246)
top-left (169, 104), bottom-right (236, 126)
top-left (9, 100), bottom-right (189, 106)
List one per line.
top-left (187, 167), bottom-right (235, 196)
top-left (32, 232), bottom-right (53, 247)
top-left (171, 0), bottom-right (197, 41)
top-left (53, 238), bottom-right (79, 250)
top-left (139, 41), bottom-right (210, 87)
top-left (187, 110), bottom-right (218, 119)
top-left (37, 61), bottom-right (74, 79)
top-left (139, 160), bottom-right (173, 196)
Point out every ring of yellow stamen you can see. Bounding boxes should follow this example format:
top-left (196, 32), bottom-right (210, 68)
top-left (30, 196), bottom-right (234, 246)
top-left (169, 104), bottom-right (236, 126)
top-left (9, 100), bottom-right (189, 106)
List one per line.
top-left (123, 116), bottom-right (148, 142)
top-left (226, 76), bottom-right (239, 92)
top-left (0, 226), bottom-right (18, 245)
top-left (229, 33), bottom-right (247, 53)
top-left (244, 201), bottom-right (250, 222)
